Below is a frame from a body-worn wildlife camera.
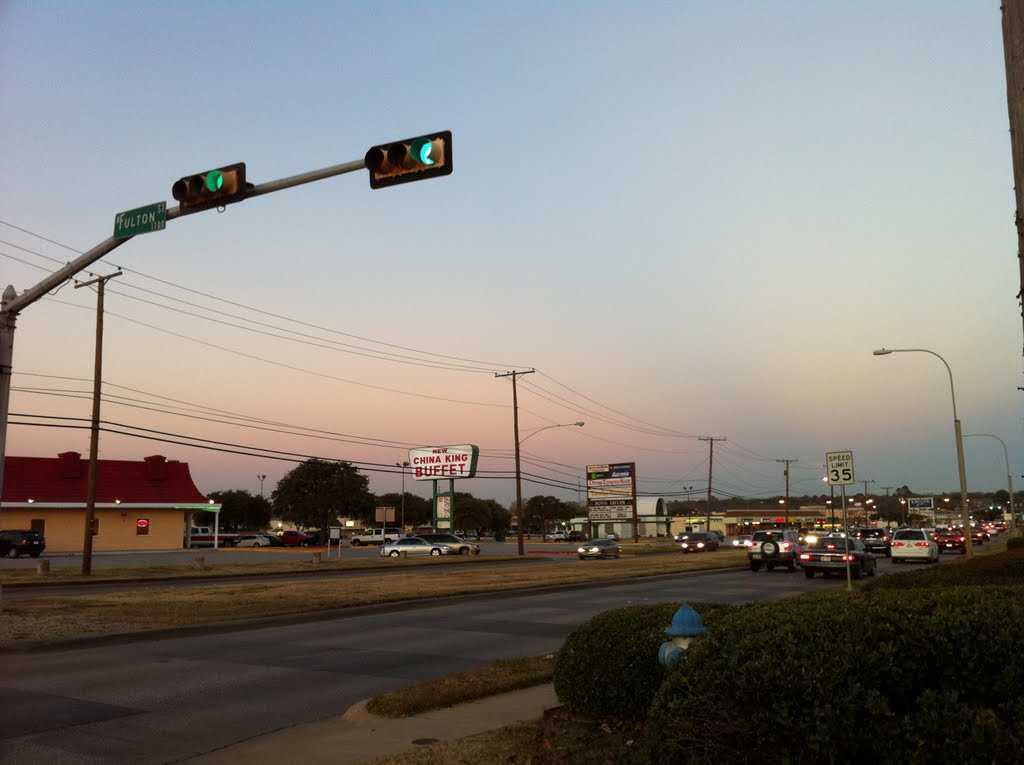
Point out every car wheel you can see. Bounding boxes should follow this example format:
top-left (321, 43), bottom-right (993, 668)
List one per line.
top-left (458, 548), bottom-right (468, 555)
top-left (430, 548), bottom-right (441, 556)
top-left (868, 562), bottom-right (877, 576)
top-left (351, 540), bottom-right (362, 547)
top-left (254, 541), bottom-right (263, 548)
top-left (853, 564), bottom-right (863, 580)
top-left (6, 548), bottom-right (18, 559)
top-left (749, 561), bottom-right (761, 572)
top-left (786, 558), bottom-right (796, 572)
top-left (389, 550), bottom-right (401, 557)
top-left (804, 568), bottom-right (814, 579)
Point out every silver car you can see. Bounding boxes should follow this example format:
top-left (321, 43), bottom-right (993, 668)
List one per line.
top-left (380, 536), bottom-right (454, 558)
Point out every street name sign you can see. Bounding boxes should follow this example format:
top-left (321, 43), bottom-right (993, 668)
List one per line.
top-left (113, 201), bottom-right (166, 240)
top-left (826, 451), bottom-right (855, 485)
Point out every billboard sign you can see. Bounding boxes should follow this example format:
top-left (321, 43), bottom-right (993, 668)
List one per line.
top-left (586, 463), bottom-right (636, 520)
top-left (409, 444), bottom-right (480, 480)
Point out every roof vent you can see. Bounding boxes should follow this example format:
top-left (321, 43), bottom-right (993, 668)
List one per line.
top-left (58, 451), bottom-right (83, 479)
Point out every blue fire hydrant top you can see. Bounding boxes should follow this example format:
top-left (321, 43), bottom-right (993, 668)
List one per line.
top-left (664, 603), bottom-right (706, 638)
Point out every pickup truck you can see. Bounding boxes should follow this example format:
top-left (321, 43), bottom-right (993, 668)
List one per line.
top-left (350, 527), bottom-right (406, 546)
top-left (184, 526), bottom-right (241, 548)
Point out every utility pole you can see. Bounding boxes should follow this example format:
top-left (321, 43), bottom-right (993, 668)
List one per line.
top-left (699, 436), bottom-right (725, 531)
top-left (776, 458), bottom-right (797, 527)
top-left (75, 271), bottom-right (121, 576)
top-left (1001, 0), bottom-right (1024, 354)
top-left (495, 369), bottom-right (535, 555)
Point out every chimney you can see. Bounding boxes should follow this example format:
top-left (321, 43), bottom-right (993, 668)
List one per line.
top-left (144, 455), bottom-right (168, 481)
top-left (58, 451), bottom-right (83, 479)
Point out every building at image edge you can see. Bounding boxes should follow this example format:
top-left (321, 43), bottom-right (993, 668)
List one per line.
top-left (0, 451), bottom-right (219, 552)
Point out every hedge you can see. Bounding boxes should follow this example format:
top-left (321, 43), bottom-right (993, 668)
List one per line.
top-left (641, 587), bottom-right (1024, 764)
top-left (552, 601), bottom-right (736, 720)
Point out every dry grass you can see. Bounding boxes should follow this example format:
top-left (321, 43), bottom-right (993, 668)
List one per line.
top-left (0, 549), bottom-right (746, 643)
top-left (366, 653), bottom-right (558, 718)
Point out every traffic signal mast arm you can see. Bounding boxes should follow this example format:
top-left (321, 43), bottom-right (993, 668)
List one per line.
top-left (0, 151), bottom-right (389, 496)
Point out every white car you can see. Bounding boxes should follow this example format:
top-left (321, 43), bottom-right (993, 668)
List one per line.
top-left (890, 528), bottom-right (939, 564)
top-left (380, 537), bottom-right (453, 558)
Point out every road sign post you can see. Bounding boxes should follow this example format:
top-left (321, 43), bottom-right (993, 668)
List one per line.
top-left (826, 451), bottom-right (855, 590)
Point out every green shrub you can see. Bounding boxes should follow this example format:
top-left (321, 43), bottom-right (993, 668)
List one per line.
top-left (553, 601), bottom-right (735, 720)
top-left (641, 587), bottom-right (1024, 764)
top-left (862, 542), bottom-right (1024, 592)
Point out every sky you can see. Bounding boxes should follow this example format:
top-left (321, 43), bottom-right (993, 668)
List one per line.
top-left (1, 1), bottom-right (1021, 510)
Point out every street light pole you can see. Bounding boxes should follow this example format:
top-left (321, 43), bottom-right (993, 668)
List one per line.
top-left (873, 348), bottom-right (973, 556)
top-left (963, 433), bottom-right (1015, 532)
top-left (395, 461), bottom-right (409, 531)
top-left (257, 474), bottom-right (267, 498)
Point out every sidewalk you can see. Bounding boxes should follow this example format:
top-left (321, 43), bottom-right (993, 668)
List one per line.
top-left (186, 683), bottom-right (559, 765)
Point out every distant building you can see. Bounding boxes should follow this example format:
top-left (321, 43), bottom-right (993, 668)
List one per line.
top-left (1, 451), bottom-right (219, 552)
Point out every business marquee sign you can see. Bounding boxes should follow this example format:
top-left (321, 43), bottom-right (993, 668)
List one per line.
top-left (409, 444), bottom-right (480, 481)
top-left (586, 462), bottom-right (636, 521)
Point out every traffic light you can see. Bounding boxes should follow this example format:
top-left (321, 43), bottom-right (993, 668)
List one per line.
top-left (364, 131), bottom-right (453, 189)
top-left (172, 162), bottom-right (251, 212)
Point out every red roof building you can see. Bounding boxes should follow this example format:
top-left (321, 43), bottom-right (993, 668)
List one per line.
top-left (1, 452), bottom-right (217, 552)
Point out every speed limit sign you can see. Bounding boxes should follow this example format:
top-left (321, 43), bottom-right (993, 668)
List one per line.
top-left (826, 451), bottom-right (855, 486)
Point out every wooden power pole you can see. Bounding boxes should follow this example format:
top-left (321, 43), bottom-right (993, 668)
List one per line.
top-left (1001, 0), bottom-right (1024, 353)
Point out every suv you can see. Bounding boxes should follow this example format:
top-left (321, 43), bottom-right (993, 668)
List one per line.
top-left (0, 530), bottom-right (46, 558)
top-left (747, 529), bottom-right (801, 572)
top-left (857, 528), bottom-right (891, 557)
top-left (417, 533), bottom-right (480, 555)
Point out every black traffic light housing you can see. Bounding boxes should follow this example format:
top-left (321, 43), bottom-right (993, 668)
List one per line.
top-left (365, 131), bottom-right (453, 189)
top-left (172, 162), bottom-right (253, 213)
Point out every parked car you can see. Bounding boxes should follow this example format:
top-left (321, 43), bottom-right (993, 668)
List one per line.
top-left (279, 530), bottom-right (313, 547)
top-left (800, 537), bottom-right (877, 579)
top-left (380, 537), bottom-right (453, 557)
top-left (0, 529), bottom-right (46, 558)
top-left (605, 532), bottom-right (621, 541)
top-left (857, 528), bottom-right (891, 557)
top-left (747, 529), bottom-right (802, 572)
top-left (566, 530), bottom-right (587, 542)
top-left (731, 534), bottom-right (753, 550)
top-left (236, 534), bottom-right (271, 547)
top-left (678, 532), bottom-right (720, 553)
top-left (544, 531), bottom-right (568, 541)
top-left (259, 533), bottom-right (284, 547)
top-left (578, 539), bottom-right (621, 559)
top-left (709, 530), bottom-right (725, 542)
top-left (417, 533), bottom-right (480, 555)
top-left (890, 528), bottom-right (939, 564)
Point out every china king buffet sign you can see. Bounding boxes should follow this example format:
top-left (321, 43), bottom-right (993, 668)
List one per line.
top-left (409, 444), bottom-right (480, 480)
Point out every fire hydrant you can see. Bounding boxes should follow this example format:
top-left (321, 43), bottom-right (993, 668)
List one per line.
top-left (658, 602), bottom-right (706, 668)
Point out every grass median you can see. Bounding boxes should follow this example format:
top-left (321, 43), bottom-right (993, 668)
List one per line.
top-left (0, 548), bottom-right (747, 643)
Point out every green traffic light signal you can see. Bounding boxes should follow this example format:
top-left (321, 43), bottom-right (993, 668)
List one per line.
top-left (365, 131), bottom-right (452, 189)
top-left (172, 163), bottom-right (250, 213)
top-left (206, 170), bottom-right (224, 193)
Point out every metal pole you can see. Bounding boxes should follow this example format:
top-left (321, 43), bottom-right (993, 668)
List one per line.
top-left (873, 348), bottom-right (972, 557)
top-left (75, 271), bottom-right (121, 575)
top-left (0, 156), bottom-right (371, 501)
top-left (963, 433), bottom-right (1015, 532)
top-left (841, 484), bottom-right (851, 591)
top-left (496, 370), bottom-right (536, 556)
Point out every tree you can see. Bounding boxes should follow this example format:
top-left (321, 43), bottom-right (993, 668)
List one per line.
top-left (272, 459), bottom-right (374, 532)
top-left (450, 492), bottom-right (509, 533)
top-left (203, 489), bottom-right (272, 531)
top-left (524, 495), bottom-right (575, 533)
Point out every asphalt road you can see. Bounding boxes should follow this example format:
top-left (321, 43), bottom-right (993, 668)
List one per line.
top-left (1, 557), bottom-right (916, 764)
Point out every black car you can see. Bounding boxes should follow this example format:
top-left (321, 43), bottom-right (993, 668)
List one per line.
top-left (799, 537), bottom-right (877, 579)
top-left (0, 529), bottom-right (46, 558)
top-left (857, 528), bottom-right (891, 557)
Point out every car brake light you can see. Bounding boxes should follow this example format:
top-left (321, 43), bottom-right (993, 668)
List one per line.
top-left (891, 541), bottom-right (905, 547)
top-left (914, 541), bottom-right (930, 547)
top-left (799, 553), bottom-right (810, 560)
top-left (781, 542), bottom-right (791, 550)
